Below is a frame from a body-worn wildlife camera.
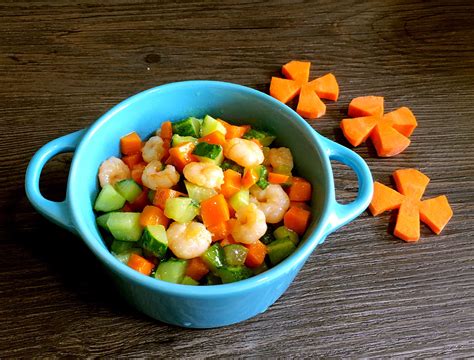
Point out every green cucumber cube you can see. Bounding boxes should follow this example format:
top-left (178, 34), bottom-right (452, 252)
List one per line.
top-left (113, 248), bottom-right (142, 264)
top-left (96, 212), bottom-right (113, 231)
top-left (114, 179), bottom-right (142, 203)
top-left (267, 238), bottom-right (296, 265)
top-left (200, 115), bottom-right (227, 137)
top-left (172, 117), bottom-right (201, 137)
top-left (164, 197), bottom-right (200, 223)
top-left (192, 142), bottom-right (224, 165)
top-left (184, 180), bottom-right (217, 203)
top-left (154, 258), bottom-right (188, 283)
top-left (111, 239), bottom-right (135, 254)
top-left (204, 273), bottom-right (222, 285)
top-left (201, 243), bottom-right (225, 273)
top-left (223, 244), bottom-right (249, 266)
top-left (216, 265), bottom-right (253, 284)
top-left (94, 184), bottom-right (126, 212)
top-left (252, 261), bottom-right (269, 275)
top-left (106, 212), bottom-right (143, 242)
top-left (171, 134), bottom-right (198, 147)
top-left (273, 226), bottom-right (299, 245)
top-left (242, 128), bottom-right (276, 146)
top-left (181, 276), bottom-right (199, 286)
top-left (255, 165), bottom-right (269, 189)
top-left (228, 189), bottom-right (250, 212)
top-left (140, 225), bottom-right (168, 258)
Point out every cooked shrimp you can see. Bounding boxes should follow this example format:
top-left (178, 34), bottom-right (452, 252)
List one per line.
top-left (224, 138), bottom-right (264, 168)
top-left (98, 156), bottom-right (131, 187)
top-left (269, 147), bottom-right (293, 173)
top-left (141, 160), bottom-right (180, 190)
top-left (141, 135), bottom-right (165, 163)
top-left (231, 203), bottom-right (267, 244)
top-left (250, 184), bottom-right (290, 223)
top-left (183, 162), bottom-right (224, 189)
top-left (167, 221), bottom-right (212, 259)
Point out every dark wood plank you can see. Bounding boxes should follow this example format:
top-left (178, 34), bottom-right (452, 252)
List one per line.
top-left (1, 0), bottom-right (473, 357)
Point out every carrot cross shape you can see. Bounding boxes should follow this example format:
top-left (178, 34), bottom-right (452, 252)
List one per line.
top-left (269, 60), bottom-right (339, 119)
top-left (340, 96), bottom-right (418, 157)
top-left (369, 169), bottom-right (453, 242)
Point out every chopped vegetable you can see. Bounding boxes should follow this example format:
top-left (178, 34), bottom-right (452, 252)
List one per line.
top-left (198, 131), bottom-right (227, 147)
top-left (155, 258), bottom-right (188, 283)
top-left (201, 115), bottom-right (227, 137)
top-left (164, 197), bottom-right (200, 223)
top-left (228, 189), bottom-right (250, 212)
top-left (106, 212), bottom-right (143, 241)
top-left (185, 257), bottom-right (210, 281)
top-left (201, 194), bottom-right (230, 228)
top-left (192, 142), bottom-right (224, 165)
top-left (223, 244), bottom-right (249, 266)
top-left (370, 169), bottom-right (453, 242)
top-left (217, 265), bottom-right (253, 284)
top-left (242, 167), bottom-right (259, 189)
top-left (120, 132), bottom-right (142, 155)
top-left (122, 153), bottom-right (143, 169)
top-left (221, 169), bottom-right (242, 199)
top-left (94, 184), bottom-right (126, 212)
top-left (307, 73), bottom-right (339, 101)
top-left (201, 243), bottom-right (226, 273)
top-left (115, 179), bottom-right (142, 203)
top-left (217, 119), bottom-right (249, 139)
top-left (166, 141), bottom-right (196, 172)
top-left (153, 188), bottom-right (185, 210)
top-left (266, 238), bottom-right (296, 265)
top-left (131, 162), bottom-right (146, 185)
top-left (268, 172), bottom-right (290, 185)
top-left (139, 205), bottom-right (169, 228)
top-left (140, 224), bottom-right (168, 258)
top-left (172, 117), bottom-right (201, 137)
top-left (184, 180), bottom-right (217, 203)
top-left (244, 240), bottom-right (267, 268)
top-left (287, 177), bottom-right (312, 202)
top-left (127, 253), bottom-right (154, 276)
top-left (348, 96), bottom-right (384, 118)
top-left (283, 206), bottom-right (311, 236)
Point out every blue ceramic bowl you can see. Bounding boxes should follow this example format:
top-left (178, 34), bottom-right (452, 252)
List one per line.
top-left (25, 81), bottom-right (373, 328)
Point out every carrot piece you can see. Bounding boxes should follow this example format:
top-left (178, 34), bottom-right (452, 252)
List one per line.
top-left (307, 73), bottom-right (339, 101)
top-left (287, 177), bottom-right (312, 202)
top-left (269, 77), bottom-right (301, 104)
top-left (185, 257), bottom-right (209, 281)
top-left (348, 96), bottom-right (384, 118)
top-left (221, 169), bottom-right (242, 198)
top-left (199, 131), bottom-right (227, 147)
top-left (296, 84), bottom-right (326, 119)
top-left (242, 167), bottom-right (259, 189)
top-left (217, 119), bottom-right (249, 139)
top-left (394, 198), bottom-right (420, 242)
top-left (382, 107), bottom-right (417, 137)
top-left (131, 162), bottom-right (147, 185)
top-left (122, 153), bottom-right (143, 170)
top-left (120, 132), bottom-right (142, 155)
top-left (393, 169), bottom-right (430, 201)
top-left (244, 240), bottom-right (267, 268)
top-left (153, 189), bottom-right (185, 210)
top-left (207, 221), bottom-right (230, 242)
top-left (370, 123), bottom-right (411, 157)
top-left (268, 172), bottom-right (290, 184)
top-left (127, 253), bottom-right (154, 276)
top-left (160, 121), bottom-right (173, 141)
top-left (419, 195), bottom-right (453, 235)
top-left (290, 201), bottom-right (311, 211)
top-left (284, 206), bottom-right (310, 236)
top-left (128, 189), bottom-right (149, 212)
top-left (166, 141), bottom-right (196, 172)
top-left (201, 194), bottom-right (230, 228)
top-left (369, 182), bottom-right (405, 216)
top-left (340, 116), bottom-right (378, 147)
top-left (282, 60), bottom-right (311, 84)
top-left (139, 205), bottom-right (170, 228)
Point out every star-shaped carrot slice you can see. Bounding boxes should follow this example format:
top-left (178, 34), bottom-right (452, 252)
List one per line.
top-left (340, 96), bottom-right (417, 157)
top-left (269, 60), bottom-right (339, 119)
top-left (369, 169), bottom-right (453, 242)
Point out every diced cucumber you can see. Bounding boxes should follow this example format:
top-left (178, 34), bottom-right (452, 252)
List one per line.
top-left (242, 128), bottom-right (276, 146)
top-left (221, 160), bottom-right (244, 174)
top-left (171, 134), bottom-right (198, 147)
top-left (200, 115), bottom-right (227, 137)
top-left (96, 212), bottom-right (113, 231)
top-left (192, 142), bottom-right (224, 165)
top-left (255, 165), bottom-right (269, 189)
top-left (114, 179), bottom-right (142, 203)
top-left (113, 248), bottom-right (142, 264)
top-left (228, 189), bottom-right (249, 212)
top-left (260, 226), bottom-right (275, 245)
top-left (223, 244), bottom-right (249, 266)
top-left (94, 184), bottom-right (126, 212)
top-left (111, 239), bottom-right (135, 254)
top-left (216, 265), bottom-right (253, 284)
top-left (164, 197), bottom-right (200, 223)
top-left (184, 180), bottom-right (217, 203)
top-left (201, 243), bottom-right (225, 273)
top-left (273, 226), bottom-right (299, 245)
top-left (181, 276), bottom-right (199, 286)
top-left (204, 273), bottom-right (222, 285)
top-left (140, 225), bottom-right (168, 258)
top-left (252, 260), bottom-right (269, 275)
top-left (106, 212), bottom-right (143, 241)
top-left (266, 238), bottom-right (296, 265)
top-left (154, 258), bottom-right (188, 284)
top-left (172, 117), bottom-right (201, 137)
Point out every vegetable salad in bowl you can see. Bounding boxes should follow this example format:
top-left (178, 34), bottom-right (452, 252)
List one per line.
top-left (94, 115), bottom-right (312, 285)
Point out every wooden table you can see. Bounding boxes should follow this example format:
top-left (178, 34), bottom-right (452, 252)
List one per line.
top-left (1, 1), bottom-right (473, 357)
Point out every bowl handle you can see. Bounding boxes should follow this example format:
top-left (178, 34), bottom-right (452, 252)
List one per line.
top-left (25, 129), bottom-right (86, 234)
top-left (320, 136), bottom-right (373, 236)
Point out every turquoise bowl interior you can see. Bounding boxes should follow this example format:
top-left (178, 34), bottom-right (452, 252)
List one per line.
top-left (25, 80), bottom-right (373, 328)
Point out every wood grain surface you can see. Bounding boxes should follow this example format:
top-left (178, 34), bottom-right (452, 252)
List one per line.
top-left (1, 0), bottom-right (473, 357)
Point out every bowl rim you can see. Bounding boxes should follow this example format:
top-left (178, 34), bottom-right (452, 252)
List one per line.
top-left (69, 80), bottom-right (334, 297)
